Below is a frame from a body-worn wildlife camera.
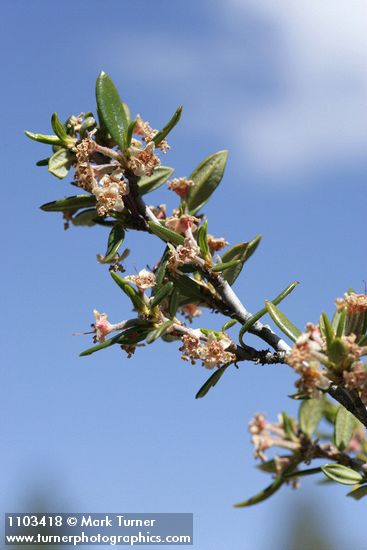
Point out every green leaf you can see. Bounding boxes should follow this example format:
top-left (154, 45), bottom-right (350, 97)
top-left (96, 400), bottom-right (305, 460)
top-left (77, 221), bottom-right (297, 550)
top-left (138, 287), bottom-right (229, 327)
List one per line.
top-left (195, 365), bottom-right (229, 399)
top-left (153, 258), bottom-right (168, 291)
top-left (148, 221), bottom-right (184, 246)
top-left (51, 112), bottom-right (68, 141)
top-left (234, 476), bottom-right (284, 508)
top-left (186, 150), bottom-right (228, 215)
top-left (299, 398), bottom-right (324, 437)
top-left (48, 148), bottom-right (74, 179)
top-left (80, 332), bottom-right (125, 356)
top-left (153, 105), bottom-right (182, 147)
top-left (40, 194), bottom-right (96, 212)
top-left (95, 71), bottom-right (128, 150)
top-left (321, 312), bottom-right (335, 350)
top-left (222, 319), bottom-right (238, 331)
top-left (220, 235), bottom-right (261, 285)
top-left (36, 157), bottom-right (50, 166)
top-left (336, 308), bottom-right (347, 338)
top-left (211, 259), bottom-right (242, 273)
top-left (110, 272), bottom-right (147, 312)
top-left (138, 166), bottom-right (174, 195)
top-left (25, 130), bottom-right (63, 146)
top-left (328, 338), bottom-right (348, 365)
top-left (71, 209), bottom-right (98, 227)
top-left (334, 405), bottom-right (359, 451)
top-left (243, 234), bottom-right (262, 263)
top-left (331, 310), bottom-right (341, 332)
top-left (125, 118), bottom-right (137, 149)
top-left (239, 281), bottom-right (299, 343)
top-left (99, 224), bottom-right (125, 263)
top-left (122, 101), bottom-right (131, 125)
top-left (174, 274), bottom-right (205, 301)
top-left (80, 326), bottom-right (150, 356)
top-left (347, 485), bottom-right (367, 500)
top-left (197, 220), bottom-right (211, 261)
top-left (146, 320), bottom-right (174, 344)
top-left (150, 281), bottom-right (174, 308)
top-left (321, 463), bottom-right (364, 485)
top-left (169, 288), bottom-right (181, 318)
top-left (265, 302), bottom-right (302, 342)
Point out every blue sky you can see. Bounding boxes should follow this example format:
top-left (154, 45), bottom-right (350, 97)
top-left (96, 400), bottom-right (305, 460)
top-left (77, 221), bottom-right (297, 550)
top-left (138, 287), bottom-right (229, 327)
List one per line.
top-left (2, 1), bottom-right (367, 548)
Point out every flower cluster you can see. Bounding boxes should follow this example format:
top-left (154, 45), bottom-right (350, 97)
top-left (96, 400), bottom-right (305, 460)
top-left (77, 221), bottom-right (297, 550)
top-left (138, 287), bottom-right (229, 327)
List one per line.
top-left (207, 234), bottom-right (228, 253)
top-left (179, 332), bottom-right (235, 369)
top-left (74, 137), bottom-right (96, 191)
top-left (286, 312), bottom-right (367, 399)
top-left (91, 172), bottom-right (129, 216)
top-left (167, 177), bottom-right (194, 197)
top-left (165, 214), bottom-right (199, 234)
top-left (126, 269), bottom-right (156, 291)
top-left (248, 413), bottom-right (300, 462)
top-left (286, 324), bottom-right (331, 397)
top-left (134, 114), bottom-right (170, 153)
top-left (127, 141), bottom-right (160, 177)
top-left (93, 310), bottom-right (126, 342)
top-left (336, 292), bottom-right (367, 339)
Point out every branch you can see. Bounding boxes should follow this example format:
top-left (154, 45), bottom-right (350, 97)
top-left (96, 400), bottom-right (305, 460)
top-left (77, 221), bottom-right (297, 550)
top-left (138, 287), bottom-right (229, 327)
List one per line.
top-left (171, 323), bottom-right (287, 366)
top-left (327, 384), bottom-right (367, 428)
top-left (200, 267), bottom-right (291, 353)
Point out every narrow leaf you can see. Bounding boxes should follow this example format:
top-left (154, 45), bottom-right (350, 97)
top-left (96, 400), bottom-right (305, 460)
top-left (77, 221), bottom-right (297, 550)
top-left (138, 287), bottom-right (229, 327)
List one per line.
top-left (40, 195), bottom-right (96, 212)
top-left (80, 327), bottom-right (149, 356)
top-left (186, 150), bottom-right (228, 215)
top-left (138, 166), bottom-right (174, 195)
top-left (36, 157), bottom-right (50, 166)
top-left (197, 220), bottom-right (211, 261)
top-left (146, 320), bottom-right (174, 344)
top-left (80, 332), bottom-right (125, 356)
top-left (125, 118), bottom-right (137, 149)
top-left (99, 224), bottom-right (125, 263)
top-left (148, 221), bottom-right (184, 246)
top-left (110, 272), bottom-right (147, 312)
top-left (153, 105), bottom-right (182, 146)
top-left (174, 274), bottom-right (205, 301)
top-left (96, 71), bottom-right (128, 150)
top-left (234, 476), bottom-right (284, 508)
top-left (321, 312), bottom-right (335, 350)
top-left (153, 258), bottom-right (168, 291)
top-left (336, 308), bottom-right (347, 338)
top-left (265, 301), bottom-right (302, 342)
top-left (321, 463), bottom-right (364, 485)
top-left (169, 288), bottom-right (180, 318)
top-left (25, 130), bottom-right (63, 146)
top-left (243, 234), bottom-right (262, 263)
top-left (239, 281), bottom-right (299, 339)
top-left (150, 281), bottom-right (174, 308)
top-left (334, 405), bottom-right (359, 451)
top-left (51, 112), bottom-right (68, 141)
top-left (211, 259), bottom-right (241, 273)
top-left (299, 398), bottom-right (324, 437)
top-left (222, 319), bottom-right (238, 331)
top-left (220, 236), bottom-right (261, 285)
top-left (195, 365), bottom-right (229, 399)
